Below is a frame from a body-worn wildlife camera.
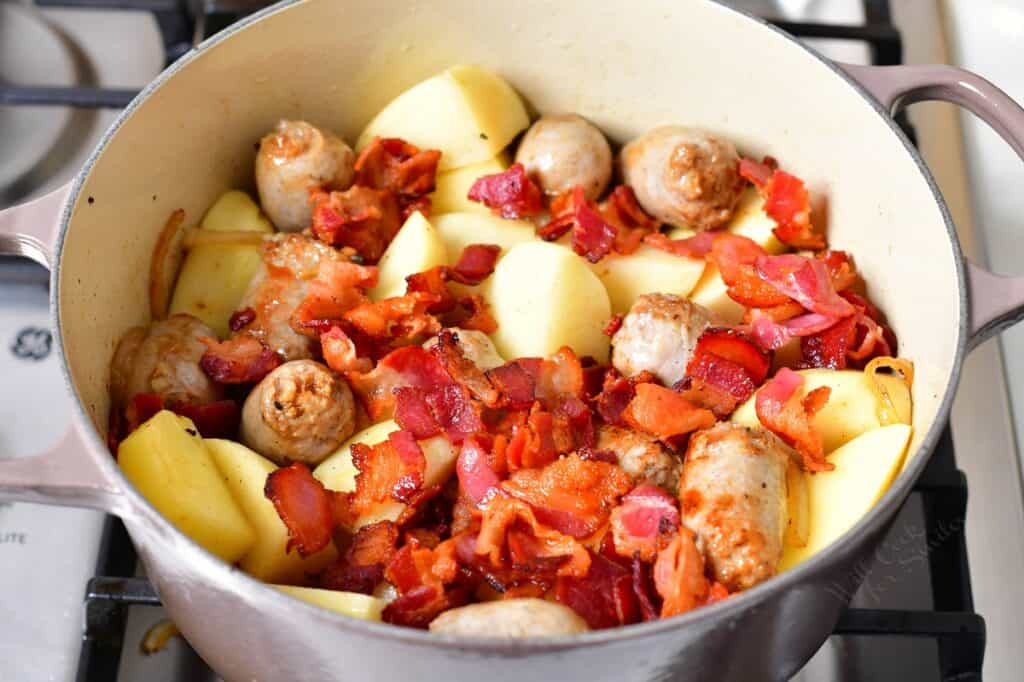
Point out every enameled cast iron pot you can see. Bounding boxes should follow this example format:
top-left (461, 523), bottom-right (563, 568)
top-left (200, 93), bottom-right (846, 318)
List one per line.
top-left (3, 1), bottom-right (1024, 680)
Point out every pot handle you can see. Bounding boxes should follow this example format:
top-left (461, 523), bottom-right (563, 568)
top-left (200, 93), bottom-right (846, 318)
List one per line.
top-left (841, 63), bottom-right (1024, 350)
top-left (0, 183), bottom-right (127, 514)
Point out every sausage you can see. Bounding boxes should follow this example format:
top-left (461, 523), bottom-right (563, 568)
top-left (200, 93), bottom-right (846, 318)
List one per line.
top-left (428, 599), bottom-right (589, 637)
top-left (422, 328), bottom-right (504, 371)
top-left (595, 424), bottom-right (681, 495)
top-left (235, 233), bottom-right (346, 361)
top-left (611, 293), bottom-right (718, 387)
top-left (255, 119), bottom-right (355, 232)
top-left (619, 126), bottom-right (744, 231)
top-left (514, 113), bottom-right (613, 201)
top-left (680, 422), bottom-right (792, 591)
top-left (240, 359), bottom-right (357, 465)
top-left (110, 314), bottom-right (222, 409)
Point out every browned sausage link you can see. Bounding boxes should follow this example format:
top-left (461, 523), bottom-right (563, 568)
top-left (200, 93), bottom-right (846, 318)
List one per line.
top-left (428, 599), bottom-right (589, 637)
top-left (680, 422), bottom-right (791, 591)
top-left (240, 359), bottom-right (357, 465)
top-left (595, 424), bottom-right (681, 495)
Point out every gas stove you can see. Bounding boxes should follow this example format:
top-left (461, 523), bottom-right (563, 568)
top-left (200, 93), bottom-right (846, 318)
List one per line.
top-left (0, 1), bottom-right (1010, 681)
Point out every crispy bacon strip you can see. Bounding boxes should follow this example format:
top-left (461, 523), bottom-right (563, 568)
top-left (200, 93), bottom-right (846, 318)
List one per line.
top-left (449, 244), bottom-right (501, 285)
top-left (321, 326), bottom-right (372, 373)
top-left (610, 484), bottom-right (680, 563)
top-left (755, 368), bottom-right (833, 472)
top-left (344, 430), bottom-right (428, 518)
top-left (405, 266), bottom-right (457, 313)
top-left (456, 435), bottom-right (503, 506)
top-left (292, 259), bottom-right (378, 337)
top-left (622, 384), bottom-right (716, 440)
top-left (431, 329), bottom-right (500, 405)
top-left (321, 520), bottom-right (399, 594)
top-left (654, 529), bottom-right (710, 618)
top-left (199, 335), bottom-right (281, 384)
top-left (755, 254), bottom-right (856, 318)
top-left (354, 137), bottom-right (441, 199)
top-left (310, 185), bottom-right (402, 263)
top-left (475, 495), bottom-right (591, 577)
top-left (504, 406), bottom-right (559, 471)
top-left (453, 295), bottom-right (498, 333)
top-left (265, 464), bottom-right (336, 557)
top-left (748, 309), bottom-right (843, 352)
top-left (799, 315), bottom-right (857, 369)
top-left (501, 453), bottom-right (632, 539)
top-left (535, 346), bottom-right (586, 408)
top-left (486, 360), bottom-right (540, 409)
top-left (171, 400), bottom-right (240, 439)
top-left (556, 551), bottom-right (640, 629)
top-left (467, 163), bottom-right (545, 219)
top-left (739, 157), bottom-right (824, 250)
top-left (602, 185), bottom-right (660, 255)
top-left (228, 307), bottom-right (256, 332)
top-left (342, 291), bottom-right (442, 345)
top-left (571, 187), bottom-right (617, 263)
top-left (394, 387), bottom-right (441, 439)
top-left (595, 369), bottom-right (655, 427)
top-left (686, 327), bottom-right (770, 401)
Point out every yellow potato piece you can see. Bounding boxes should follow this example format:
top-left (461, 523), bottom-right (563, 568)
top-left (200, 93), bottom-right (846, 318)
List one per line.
top-left (488, 241), bottom-right (611, 363)
top-left (357, 65), bottom-right (529, 172)
top-left (432, 212), bottom-right (537, 264)
top-left (168, 191), bottom-right (273, 337)
top-left (273, 585), bottom-right (385, 621)
top-left (686, 189), bottom-right (784, 324)
top-left (205, 439), bottom-right (338, 583)
top-left (432, 154), bottom-right (509, 215)
top-left (369, 212), bottom-right (447, 300)
top-left (313, 423), bottom-right (458, 530)
top-left (591, 244), bottom-right (705, 315)
top-left (780, 424), bottom-right (912, 571)
top-left (733, 369), bottom-right (910, 454)
top-left (118, 411), bottom-right (255, 564)
top-left (314, 420), bottom-right (398, 493)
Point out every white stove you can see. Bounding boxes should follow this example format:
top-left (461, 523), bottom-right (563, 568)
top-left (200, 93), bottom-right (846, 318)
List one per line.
top-left (0, 1), bottom-right (1020, 681)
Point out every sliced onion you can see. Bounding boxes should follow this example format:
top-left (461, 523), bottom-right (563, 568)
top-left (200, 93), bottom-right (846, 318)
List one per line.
top-left (784, 459), bottom-right (810, 548)
top-left (865, 356), bottom-right (914, 426)
top-left (141, 619), bottom-right (180, 655)
top-left (148, 208), bottom-right (186, 321)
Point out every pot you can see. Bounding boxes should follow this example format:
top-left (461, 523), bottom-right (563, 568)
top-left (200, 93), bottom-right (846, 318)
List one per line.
top-left (2, 1), bottom-right (1024, 680)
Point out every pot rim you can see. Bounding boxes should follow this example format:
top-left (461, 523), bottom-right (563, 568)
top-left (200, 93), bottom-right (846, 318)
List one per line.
top-left (48, 0), bottom-right (969, 652)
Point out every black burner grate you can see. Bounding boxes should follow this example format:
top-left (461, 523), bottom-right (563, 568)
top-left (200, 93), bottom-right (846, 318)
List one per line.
top-left (0, 1), bottom-right (978, 680)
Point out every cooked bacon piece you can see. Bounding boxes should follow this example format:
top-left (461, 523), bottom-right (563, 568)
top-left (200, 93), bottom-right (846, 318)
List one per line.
top-left (171, 400), bottom-right (240, 439)
top-left (449, 244), bottom-right (501, 286)
top-left (535, 346), bottom-right (586, 409)
top-left (124, 393), bottom-right (166, 434)
top-left (556, 551), bottom-right (640, 629)
top-left (594, 369), bottom-right (655, 427)
top-left (654, 528), bottom-right (710, 618)
top-left (354, 137), bottom-right (441, 199)
top-left (344, 430), bottom-right (428, 518)
top-left (739, 158), bottom-right (824, 250)
top-left (755, 368), bottom-right (832, 472)
top-left (264, 463), bottom-right (336, 557)
top-left (726, 265), bottom-right (793, 308)
top-left (199, 335), bottom-right (282, 384)
top-left (705, 581), bottom-right (730, 606)
top-left (423, 383), bottom-right (486, 443)
top-left (503, 406), bottom-right (559, 472)
top-left (321, 326), bottom-right (372, 373)
top-left (475, 496), bottom-right (591, 577)
top-left (632, 555), bottom-right (661, 622)
top-left (603, 314), bottom-right (624, 337)
top-left (842, 291), bottom-right (896, 364)
top-left (672, 376), bottom-right (740, 420)
top-left (346, 346), bottom-right (449, 421)
top-left (321, 520), bottom-right (399, 594)
top-left (382, 537), bottom-right (468, 628)
top-left (571, 187), bottom-right (617, 263)
top-left (457, 436), bottom-right (503, 506)
top-left (310, 185), bottom-right (402, 263)
top-left (643, 231), bottom-right (718, 259)
top-left (405, 266), bottom-right (457, 314)
top-left (755, 254), bottom-right (855, 319)
top-left (537, 188), bottom-right (576, 241)
top-left (554, 396), bottom-right (596, 451)
top-left (501, 453), bottom-right (632, 540)
top-left (431, 329), bottom-right (500, 406)
top-left (708, 233), bottom-right (766, 284)
top-left (452, 295), bottom-right (498, 334)
top-left (394, 387), bottom-right (442, 439)
top-left (486, 360), bottom-right (539, 410)
top-left (228, 307), bottom-right (256, 332)
top-left (819, 250), bottom-right (858, 291)
top-left (800, 315), bottom-right (857, 370)
top-left (622, 384), bottom-right (716, 440)
top-left (291, 259), bottom-right (378, 337)
top-left (342, 291), bottom-right (442, 346)
top-left (602, 185), bottom-right (660, 255)
top-left (688, 327), bottom-right (770, 387)
top-left (610, 484), bottom-right (680, 562)
top-left (748, 310), bottom-right (842, 352)
top-left (467, 163), bottom-right (545, 219)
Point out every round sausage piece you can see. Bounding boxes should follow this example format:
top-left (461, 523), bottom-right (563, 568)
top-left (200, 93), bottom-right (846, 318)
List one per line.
top-left (619, 125), bottom-right (744, 231)
top-left (240, 359), bottom-right (357, 465)
top-left (515, 113), bottom-right (613, 201)
top-left (680, 422), bottom-right (792, 591)
top-left (428, 599), bottom-right (589, 637)
top-left (611, 293), bottom-right (718, 387)
top-left (422, 328), bottom-right (505, 371)
top-left (255, 120), bottom-right (355, 232)
top-left (595, 424), bottom-right (681, 495)
top-left (110, 314), bottom-right (222, 410)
